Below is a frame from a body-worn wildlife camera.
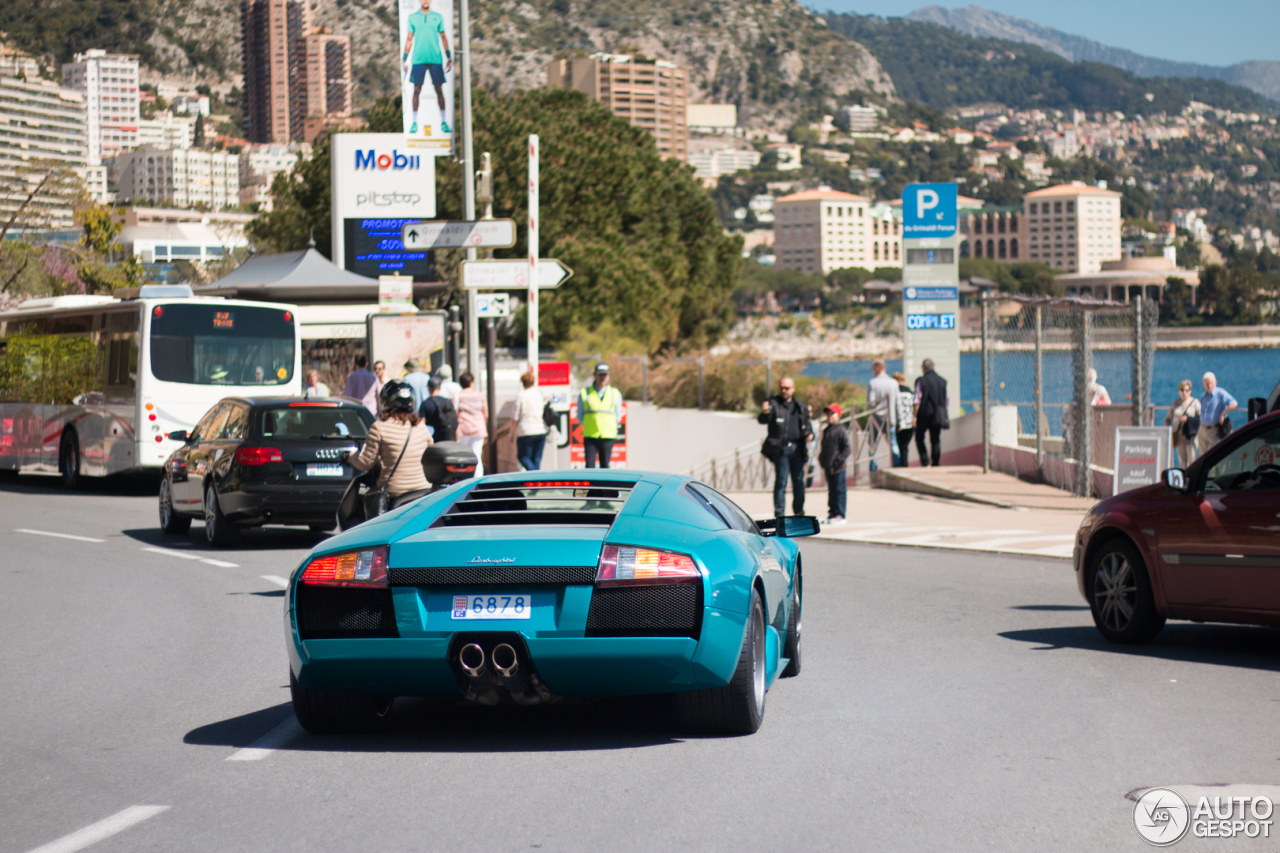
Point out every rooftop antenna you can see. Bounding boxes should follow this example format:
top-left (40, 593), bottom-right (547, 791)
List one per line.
top-left (307, 228), bottom-right (316, 249)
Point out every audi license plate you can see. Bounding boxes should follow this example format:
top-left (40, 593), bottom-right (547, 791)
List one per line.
top-left (451, 594), bottom-right (532, 620)
top-left (306, 463), bottom-right (344, 477)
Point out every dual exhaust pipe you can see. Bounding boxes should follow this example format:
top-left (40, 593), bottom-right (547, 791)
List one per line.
top-left (459, 642), bottom-right (540, 705)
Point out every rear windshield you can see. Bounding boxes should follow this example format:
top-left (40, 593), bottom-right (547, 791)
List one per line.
top-left (255, 406), bottom-right (372, 440)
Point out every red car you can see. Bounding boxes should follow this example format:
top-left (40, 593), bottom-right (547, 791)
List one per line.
top-left (1075, 408), bottom-right (1280, 643)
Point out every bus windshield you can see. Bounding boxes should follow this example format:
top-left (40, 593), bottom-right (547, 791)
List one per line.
top-left (150, 304), bottom-right (295, 386)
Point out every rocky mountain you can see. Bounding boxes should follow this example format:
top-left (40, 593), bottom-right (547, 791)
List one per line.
top-left (2, 0), bottom-right (896, 129)
top-left (907, 4), bottom-right (1280, 103)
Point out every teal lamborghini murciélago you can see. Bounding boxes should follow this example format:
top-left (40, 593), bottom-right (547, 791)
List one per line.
top-left (285, 471), bottom-right (816, 735)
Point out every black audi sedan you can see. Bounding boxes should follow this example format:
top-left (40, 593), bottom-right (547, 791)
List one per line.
top-left (159, 397), bottom-right (375, 546)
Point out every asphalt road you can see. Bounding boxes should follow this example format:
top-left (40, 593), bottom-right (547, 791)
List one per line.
top-left (3, 473), bottom-right (1279, 852)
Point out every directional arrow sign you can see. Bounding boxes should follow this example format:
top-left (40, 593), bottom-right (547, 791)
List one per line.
top-left (460, 259), bottom-right (573, 290)
top-left (401, 219), bottom-right (517, 249)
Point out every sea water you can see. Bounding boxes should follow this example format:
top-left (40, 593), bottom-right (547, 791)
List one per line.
top-left (804, 347), bottom-right (1280, 434)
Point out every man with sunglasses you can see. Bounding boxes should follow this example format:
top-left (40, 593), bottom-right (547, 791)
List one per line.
top-left (758, 377), bottom-right (814, 517)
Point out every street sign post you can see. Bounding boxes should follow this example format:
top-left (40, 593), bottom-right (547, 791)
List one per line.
top-left (400, 219), bottom-right (517, 250)
top-left (459, 259), bottom-right (572, 290)
top-left (902, 182), bottom-right (961, 421)
top-left (528, 134), bottom-right (540, 383)
top-left (474, 292), bottom-right (510, 318)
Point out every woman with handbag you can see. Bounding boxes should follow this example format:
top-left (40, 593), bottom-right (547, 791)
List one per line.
top-left (345, 379), bottom-right (433, 517)
top-left (455, 371), bottom-right (489, 477)
top-left (1164, 379), bottom-right (1201, 468)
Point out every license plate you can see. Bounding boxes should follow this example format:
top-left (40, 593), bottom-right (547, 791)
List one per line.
top-left (306, 463), bottom-right (344, 477)
top-left (451, 594), bottom-right (532, 620)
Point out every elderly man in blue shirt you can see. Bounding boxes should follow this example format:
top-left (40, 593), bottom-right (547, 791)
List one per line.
top-left (1197, 371), bottom-right (1238, 454)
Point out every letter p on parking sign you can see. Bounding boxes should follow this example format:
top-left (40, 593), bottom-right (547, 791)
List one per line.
top-left (903, 183), bottom-right (957, 238)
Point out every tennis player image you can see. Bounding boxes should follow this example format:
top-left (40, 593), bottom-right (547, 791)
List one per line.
top-left (402, 0), bottom-right (452, 136)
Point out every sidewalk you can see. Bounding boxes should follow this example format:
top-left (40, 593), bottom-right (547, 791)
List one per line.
top-left (876, 465), bottom-right (1097, 512)
top-left (727, 468), bottom-right (1096, 560)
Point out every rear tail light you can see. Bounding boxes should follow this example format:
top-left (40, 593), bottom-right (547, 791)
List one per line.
top-left (596, 544), bottom-right (700, 586)
top-left (235, 446), bottom-right (284, 465)
top-left (300, 546), bottom-right (389, 587)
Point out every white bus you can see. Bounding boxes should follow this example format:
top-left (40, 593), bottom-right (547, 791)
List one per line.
top-left (0, 285), bottom-right (301, 485)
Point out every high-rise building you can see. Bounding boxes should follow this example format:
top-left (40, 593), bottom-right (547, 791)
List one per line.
top-left (61, 50), bottom-right (140, 165)
top-left (547, 54), bottom-right (688, 161)
top-left (0, 75), bottom-right (90, 227)
top-left (115, 147), bottom-right (240, 210)
top-left (773, 188), bottom-right (902, 275)
top-left (241, 0), bottom-right (352, 143)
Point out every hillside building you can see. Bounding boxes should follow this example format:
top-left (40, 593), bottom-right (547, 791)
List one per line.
top-left (687, 103), bottom-right (737, 135)
top-left (60, 50), bottom-right (140, 166)
top-left (136, 113), bottom-right (196, 151)
top-left (547, 54), bottom-right (688, 161)
top-left (773, 188), bottom-right (902, 276)
top-left (114, 147), bottom-right (240, 210)
top-left (241, 0), bottom-right (353, 143)
top-left (238, 142), bottom-right (308, 209)
top-left (0, 75), bottom-right (89, 227)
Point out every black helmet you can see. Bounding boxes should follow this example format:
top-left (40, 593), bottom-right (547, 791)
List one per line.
top-left (380, 379), bottom-right (415, 413)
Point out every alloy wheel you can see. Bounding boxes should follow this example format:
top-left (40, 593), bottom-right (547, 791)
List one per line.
top-left (1094, 551), bottom-right (1137, 632)
top-left (204, 487), bottom-right (218, 540)
top-left (160, 480), bottom-right (172, 527)
top-left (751, 607), bottom-right (766, 713)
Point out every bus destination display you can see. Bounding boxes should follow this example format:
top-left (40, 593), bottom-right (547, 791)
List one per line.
top-left (906, 313), bottom-right (957, 330)
top-left (212, 311), bottom-right (235, 329)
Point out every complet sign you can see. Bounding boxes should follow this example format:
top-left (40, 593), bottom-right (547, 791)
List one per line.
top-left (902, 182), bottom-right (957, 238)
top-left (401, 220), bottom-right (516, 250)
top-left (459, 258), bottom-right (572, 290)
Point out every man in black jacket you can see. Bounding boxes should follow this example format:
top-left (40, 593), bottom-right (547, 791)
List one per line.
top-left (758, 377), bottom-right (815, 517)
top-left (419, 377), bottom-right (458, 441)
top-left (817, 404), bottom-right (851, 523)
top-left (912, 359), bottom-right (950, 467)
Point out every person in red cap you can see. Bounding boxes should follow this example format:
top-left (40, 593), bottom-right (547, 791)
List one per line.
top-left (817, 403), bottom-right (851, 524)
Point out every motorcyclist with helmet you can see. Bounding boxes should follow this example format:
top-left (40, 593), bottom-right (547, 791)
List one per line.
top-left (342, 379), bottom-right (433, 511)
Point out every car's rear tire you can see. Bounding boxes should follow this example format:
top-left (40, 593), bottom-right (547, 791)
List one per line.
top-left (290, 670), bottom-right (393, 734)
top-left (159, 477), bottom-right (192, 535)
top-left (1089, 539), bottom-right (1165, 644)
top-left (781, 574), bottom-right (801, 678)
top-left (59, 430), bottom-right (81, 490)
top-left (204, 484), bottom-right (238, 547)
top-left (675, 587), bottom-right (767, 735)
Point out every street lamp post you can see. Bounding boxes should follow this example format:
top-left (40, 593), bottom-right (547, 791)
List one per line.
top-left (458, 0), bottom-right (479, 381)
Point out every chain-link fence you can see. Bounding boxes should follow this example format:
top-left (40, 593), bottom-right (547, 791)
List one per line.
top-left (982, 295), bottom-right (1159, 497)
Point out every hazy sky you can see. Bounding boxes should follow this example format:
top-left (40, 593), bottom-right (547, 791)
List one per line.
top-left (807, 1), bottom-right (1280, 66)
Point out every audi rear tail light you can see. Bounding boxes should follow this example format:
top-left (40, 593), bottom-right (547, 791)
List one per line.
top-left (300, 546), bottom-right (389, 587)
top-left (596, 544), bottom-right (700, 586)
top-left (235, 446), bottom-right (284, 466)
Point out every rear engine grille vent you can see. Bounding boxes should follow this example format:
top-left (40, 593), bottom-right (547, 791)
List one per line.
top-left (297, 585), bottom-right (398, 640)
top-left (433, 479), bottom-right (638, 528)
top-left (586, 584), bottom-right (701, 638)
top-left (390, 565), bottom-right (597, 586)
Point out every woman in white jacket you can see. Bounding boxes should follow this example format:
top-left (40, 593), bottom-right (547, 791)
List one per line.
top-left (513, 370), bottom-right (548, 471)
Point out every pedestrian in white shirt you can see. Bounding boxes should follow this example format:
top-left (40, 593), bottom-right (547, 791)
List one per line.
top-left (513, 371), bottom-right (548, 471)
top-left (866, 358), bottom-right (898, 471)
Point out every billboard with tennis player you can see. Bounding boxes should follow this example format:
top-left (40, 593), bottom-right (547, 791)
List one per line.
top-left (399, 0), bottom-right (454, 154)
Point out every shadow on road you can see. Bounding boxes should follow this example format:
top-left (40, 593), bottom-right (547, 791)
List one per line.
top-left (1010, 605), bottom-right (1090, 611)
top-left (121, 526), bottom-right (327, 552)
top-left (185, 697), bottom-right (683, 753)
top-left (1000, 623), bottom-right (1280, 671)
top-left (0, 470), bottom-right (161, 497)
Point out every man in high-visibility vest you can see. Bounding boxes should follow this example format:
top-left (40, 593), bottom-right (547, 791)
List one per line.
top-left (578, 362), bottom-right (623, 468)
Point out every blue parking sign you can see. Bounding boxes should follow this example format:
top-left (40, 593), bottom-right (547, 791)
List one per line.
top-left (902, 183), bottom-right (957, 238)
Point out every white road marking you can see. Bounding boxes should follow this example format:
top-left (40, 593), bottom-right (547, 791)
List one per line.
top-left (820, 525), bottom-right (955, 540)
top-left (817, 524), bottom-right (1075, 559)
top-left (141, 547), bottom-right (239, 568)
top-left (887, 528), bottom-right (1036, 546)
top-left (227, 715), bottom-right (303, 761)
top-left (15, 529), bottom-right (105, 543)
top-left (261, 575), bottom-right (289, 588)
top-left (23, 805), bottom-right (169, 853)
top-left (960, 534), bottom-right (1075, 549)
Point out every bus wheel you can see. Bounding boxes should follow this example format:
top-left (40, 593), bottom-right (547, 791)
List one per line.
top-left (59, 431), bottom-right (81, 490)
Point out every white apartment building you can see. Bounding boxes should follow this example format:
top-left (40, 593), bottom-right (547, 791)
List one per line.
top-left (61, 50), bottom-right (140, 166)
top-left (1024, 182), bottom-right (1122, 273)
top-left (0, 75), bottom-right (88, 227)
top-left (688, 147), bottom-right (761, 181)
top-left (773, 188), bottom-right (902, 275)
top-left (136, 113), bottom-right (196, 150)
top-left (237, 142), bottom-right (306, 209)
top-left (115, 147), bottom-right (240, 209)
top-left (841, 105), bottom-right (880, 132)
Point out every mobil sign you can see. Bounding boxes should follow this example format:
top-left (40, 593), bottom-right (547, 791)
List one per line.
top-left (330, 133), bottom-right (435, 221)
top-left (902, 182), bottom-right (957, 239)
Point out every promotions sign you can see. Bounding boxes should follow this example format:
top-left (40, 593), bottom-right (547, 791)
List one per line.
top-left (399, 0), bottom-right (455, 154)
